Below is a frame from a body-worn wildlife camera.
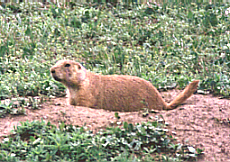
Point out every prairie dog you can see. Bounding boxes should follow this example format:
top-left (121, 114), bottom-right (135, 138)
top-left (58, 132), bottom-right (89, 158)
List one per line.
top-left (50, 60), bottom-right (199, 112)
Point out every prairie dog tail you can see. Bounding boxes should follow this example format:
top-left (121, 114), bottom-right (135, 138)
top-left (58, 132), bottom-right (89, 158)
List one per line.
top-left (165, 80), bottom-right (199, 110)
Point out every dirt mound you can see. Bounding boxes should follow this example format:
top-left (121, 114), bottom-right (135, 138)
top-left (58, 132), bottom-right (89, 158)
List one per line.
top-left (0, 90), bottom-right (229, 161)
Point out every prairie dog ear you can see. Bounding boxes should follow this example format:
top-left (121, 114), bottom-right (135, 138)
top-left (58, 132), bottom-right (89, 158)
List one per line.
top-left (73, 62), bottom-right (86, 82)
top-left (73, 62), bottom-right (83, 70)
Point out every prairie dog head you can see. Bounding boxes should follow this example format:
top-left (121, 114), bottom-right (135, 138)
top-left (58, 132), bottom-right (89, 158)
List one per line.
top-left (50, 60), bottom-right (86, 86)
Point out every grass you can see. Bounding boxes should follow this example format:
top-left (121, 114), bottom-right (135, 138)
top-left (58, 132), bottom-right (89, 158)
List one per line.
top-left (0, 2), bottom-right (229, 101)
top-left (0, 117), bottom-right (204, 162)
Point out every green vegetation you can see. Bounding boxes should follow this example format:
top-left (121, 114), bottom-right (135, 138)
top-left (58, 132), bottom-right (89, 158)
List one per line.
top-left (0, 2), bottom-right (230, 101)
top-left (0, 118), bottom-right (203, 161)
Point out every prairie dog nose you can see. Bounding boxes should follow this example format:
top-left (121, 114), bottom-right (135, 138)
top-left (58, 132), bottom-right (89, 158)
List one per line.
top-left (51, 69), bottom-right (55, 74)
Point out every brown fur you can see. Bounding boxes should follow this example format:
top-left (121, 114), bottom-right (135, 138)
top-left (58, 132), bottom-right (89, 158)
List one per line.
top-left (50, 60), bottom-right (199, 112)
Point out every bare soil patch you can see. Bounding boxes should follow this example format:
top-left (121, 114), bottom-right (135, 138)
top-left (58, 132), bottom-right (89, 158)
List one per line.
top-left (0, 90), bottom-right (229, 162)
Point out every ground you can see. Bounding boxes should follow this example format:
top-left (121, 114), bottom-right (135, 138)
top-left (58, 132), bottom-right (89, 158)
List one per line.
top-left (0, 90), bottom-right (229, 162)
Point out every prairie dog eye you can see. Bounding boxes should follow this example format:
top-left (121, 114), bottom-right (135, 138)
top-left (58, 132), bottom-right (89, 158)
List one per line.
top-left (65, 63), bottom-right (71, 67)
